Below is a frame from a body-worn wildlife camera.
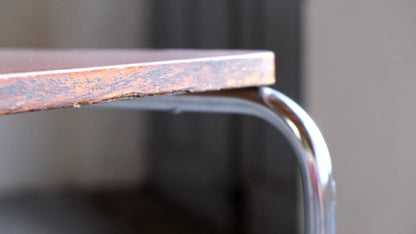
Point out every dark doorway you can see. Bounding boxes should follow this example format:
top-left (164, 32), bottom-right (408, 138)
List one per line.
top-left (146, 1), bottom-right (302, 233)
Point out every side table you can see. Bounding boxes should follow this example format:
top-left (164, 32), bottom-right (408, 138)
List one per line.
top-left (0, 49), bottom-right (335, 234)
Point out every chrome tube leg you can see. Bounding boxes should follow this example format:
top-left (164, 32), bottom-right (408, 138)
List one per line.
top-left (93, 87), bottom-right (336, 234)
top-left (256, 87), bottom-right (336, 234)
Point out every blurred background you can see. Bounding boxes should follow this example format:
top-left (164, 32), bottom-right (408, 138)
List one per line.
top-left (0, 0), bottom-right (415, 233)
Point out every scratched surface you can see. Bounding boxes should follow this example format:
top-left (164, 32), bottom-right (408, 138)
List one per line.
top-left (0, 49), bottom-right (275, 115)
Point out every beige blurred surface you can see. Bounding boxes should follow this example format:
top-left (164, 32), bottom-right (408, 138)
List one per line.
top-left (0, 0), bottom-right (149, 193)
top-left (305, 0), bottom-right (416, 233)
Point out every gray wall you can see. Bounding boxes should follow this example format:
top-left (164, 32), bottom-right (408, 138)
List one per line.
top-left (0, 0), bottom-right (149, 193)
top-left (305, 0), bottom-right (416, 233)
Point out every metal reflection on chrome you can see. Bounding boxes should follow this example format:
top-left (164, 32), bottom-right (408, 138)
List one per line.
top-left (92, 87), bottom-right (336, 234)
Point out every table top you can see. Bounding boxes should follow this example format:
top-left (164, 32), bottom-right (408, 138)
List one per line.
top-left (0, 49), bottom-right (275, 115)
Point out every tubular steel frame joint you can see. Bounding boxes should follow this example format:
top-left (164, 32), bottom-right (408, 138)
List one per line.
top-left (93, 86), bottom-right (336, 234)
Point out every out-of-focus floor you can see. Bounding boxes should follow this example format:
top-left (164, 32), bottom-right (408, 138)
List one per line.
top-left (0, 188), bottom-right (225, 234)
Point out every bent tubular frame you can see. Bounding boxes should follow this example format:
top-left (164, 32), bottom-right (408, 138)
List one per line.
top-left (93, 87), bottom-right (336, 234)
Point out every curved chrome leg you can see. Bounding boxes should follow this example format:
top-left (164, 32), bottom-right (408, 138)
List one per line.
top-left (257, 87), bottom-right (335, 234)
top-left (93, 87), bottom-right (336, 234)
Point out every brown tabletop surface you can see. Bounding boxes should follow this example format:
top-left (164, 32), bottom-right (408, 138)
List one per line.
top-left (0, 49), bottom-right (275, 115)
